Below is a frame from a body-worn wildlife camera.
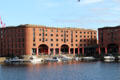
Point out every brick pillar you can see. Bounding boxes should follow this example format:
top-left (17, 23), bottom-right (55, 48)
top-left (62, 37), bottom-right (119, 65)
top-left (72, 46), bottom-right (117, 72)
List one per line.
top-left (36, 48), bottom-right (38, 56)
top-left (48, 48), bottom-right (50, 55)
top-left (82, 48), bottom-right (84, 56)
top-left (78, 48), bottom-right (80, 55)
top-left (105, 47), bottom-right (107, 54)
top-left (53, 48), bottom-right (55, 56)
top-left (59, 48), bottom-right (61, 55)
top-left (98, 47), bottom-right (101, 55)
top-left (69, 48), bottom-right (71, 55)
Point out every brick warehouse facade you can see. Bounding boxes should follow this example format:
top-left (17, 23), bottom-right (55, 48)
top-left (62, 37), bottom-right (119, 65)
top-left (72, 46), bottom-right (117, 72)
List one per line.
top-left (0, 24), bottom-right (97, 57)
top-left (98, 26), bottom-right (120, 56)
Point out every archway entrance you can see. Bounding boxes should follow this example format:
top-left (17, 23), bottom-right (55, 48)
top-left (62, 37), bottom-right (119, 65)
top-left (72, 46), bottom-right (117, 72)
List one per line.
top-left (61, 44), bottom-right (69, 54)
top-left (107, 44), bottom-right (118, 55)
top-left (38, 44), bottom-right (48, 55)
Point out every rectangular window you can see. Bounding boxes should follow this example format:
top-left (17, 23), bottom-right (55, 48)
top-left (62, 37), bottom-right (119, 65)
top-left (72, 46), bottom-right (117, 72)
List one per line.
top-left (56, 44), bottom-right (58, 46)
top-left (56, 39), bottom-right (58, 41)
top-left (39, 28), bottom-right (41, 32)
top-left (56, 34), bottom-right (58, 37)
top-left (39, 39), bottom-right (41, 41)
top-left (80, 39), bottom-right (82, 42)
top-left (51, 39), bottom-right (53, 41)
top-left (51, 44), bottom-right (53, 46)
top-left (33, 43), bottom-right (36, 46)
top-left (76, 44), bottom-right (78, 46)
top-left (32, 48), bottom-right (36, 55)
top-left (51, 34), bottom-right (53, 36)
top-left (71, 44), bottom-right (73, 46)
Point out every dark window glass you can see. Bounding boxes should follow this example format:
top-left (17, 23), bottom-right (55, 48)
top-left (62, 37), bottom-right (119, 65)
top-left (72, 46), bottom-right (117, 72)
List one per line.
top-left (51, 34), bottom-right (53, 36)
top-left (33, 43), bottom-right (36, 46)
top-left (56, 34), bottom-right (58, 37)
top-left (80, 44), bottom-right (82, 46)
top-left (51, 39), bottom-right (53, 41)
top-left (76, 44), bottom-right (78, 46)
top-left (80, 39), bottom-right (82, 42)
top-left (51, 44), bottom-right (53, 46)
top-left (56, 39), bottom-right (58, 41)
top-left (71, 44), bottom-right (73, 46)
top-left (76, 40), bottom-right (78, 42)
top-left (56, 44), bottom-right (58, 46)
top-left (39, 39), bottom-right (41, 41)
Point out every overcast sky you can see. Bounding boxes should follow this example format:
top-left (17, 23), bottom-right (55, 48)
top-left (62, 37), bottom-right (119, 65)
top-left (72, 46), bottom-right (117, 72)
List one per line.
top-left (0, 0), bottom-right (120, 30)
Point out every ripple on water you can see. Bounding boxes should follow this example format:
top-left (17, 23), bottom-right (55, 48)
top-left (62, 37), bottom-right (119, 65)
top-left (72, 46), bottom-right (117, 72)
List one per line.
top-left (0, 61), bottom-right (120, 80)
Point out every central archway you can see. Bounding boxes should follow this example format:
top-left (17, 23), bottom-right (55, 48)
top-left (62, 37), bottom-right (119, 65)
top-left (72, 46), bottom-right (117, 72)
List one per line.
top-left (61, 44), bottom-right (69, 54)
top-left (107, 44), bottom-right (118, 54)
top-left (38, 44), bottom-right (48, 55)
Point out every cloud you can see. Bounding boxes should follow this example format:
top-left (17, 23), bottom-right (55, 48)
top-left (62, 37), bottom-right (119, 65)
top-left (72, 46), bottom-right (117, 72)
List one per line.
top-left (81, 0), bottom-right (104, 4)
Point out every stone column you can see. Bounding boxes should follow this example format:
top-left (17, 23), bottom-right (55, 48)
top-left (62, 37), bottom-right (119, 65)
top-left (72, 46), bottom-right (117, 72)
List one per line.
top-left (69, 48), bottom-right (71, 55)
top-left (98, 47), bottom-right (101, 55)
top-left (59, 48), bottom-right (61, 55)
top-left (36, 48), bottom-right (38, 56)
top-left (48, 48), bottom-right (50, 55)
top-left (105, 47), bottom-right (107, 54)
top-left (53, 48), bottom-right (55, 56)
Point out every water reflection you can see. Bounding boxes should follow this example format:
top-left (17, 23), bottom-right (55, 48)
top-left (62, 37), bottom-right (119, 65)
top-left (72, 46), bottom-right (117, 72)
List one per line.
top-left (1, 61), bottom-right (120, 80)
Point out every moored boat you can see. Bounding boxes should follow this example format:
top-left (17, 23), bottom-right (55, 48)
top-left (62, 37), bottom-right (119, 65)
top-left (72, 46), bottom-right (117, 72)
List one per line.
top-left (82, 56), bottom-right (96, 61)
top-left (45, 57), bottom-right (61, 62)
top-left (104, 56), bottom-right (115, 62)
top-left (29, 56), bottom-right (44, 64)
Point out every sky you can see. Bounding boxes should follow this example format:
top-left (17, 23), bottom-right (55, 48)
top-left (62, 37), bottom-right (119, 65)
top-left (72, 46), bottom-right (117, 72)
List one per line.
top-left (0, 0), bottom-right (120, 30)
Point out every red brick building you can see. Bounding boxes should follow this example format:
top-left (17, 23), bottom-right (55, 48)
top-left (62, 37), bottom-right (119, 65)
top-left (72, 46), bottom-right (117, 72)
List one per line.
top-left (98, 26), bottom-right (120, 56)
top-left (0, 24), bottom-right (97, 57)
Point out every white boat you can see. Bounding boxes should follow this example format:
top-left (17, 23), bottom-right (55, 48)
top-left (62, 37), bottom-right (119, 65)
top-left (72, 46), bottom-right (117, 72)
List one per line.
top-left (60, 55), bottom-right (73, 61)
top-left (75, 57), bottom-right (82, 61)
top-left (45, 57), bottom-right (61, 62)
top-left (82, 57), bottom-right (95, 61)
top-left (30, 56), bottom-right (44, 64)
top-left (117, 56), bottom-right (120, 62)
top-left (4, 57), bottom-right (25, 63)
top-left (104, 56), bottom-right (115, 62)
